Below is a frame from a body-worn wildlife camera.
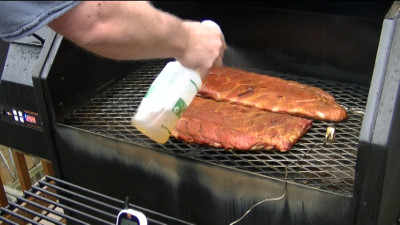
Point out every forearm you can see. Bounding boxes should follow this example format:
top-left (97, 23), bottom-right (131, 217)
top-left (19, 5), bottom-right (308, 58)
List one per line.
top-left (49, 1), bottom-right (188, 60)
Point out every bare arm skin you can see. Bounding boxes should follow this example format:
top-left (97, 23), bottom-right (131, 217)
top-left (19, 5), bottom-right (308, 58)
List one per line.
top-left (48, 1), bottom-right (226, 78)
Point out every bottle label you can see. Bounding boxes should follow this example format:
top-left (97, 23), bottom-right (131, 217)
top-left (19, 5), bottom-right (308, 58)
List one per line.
top-left (172, 98), bottom-right (187, 118)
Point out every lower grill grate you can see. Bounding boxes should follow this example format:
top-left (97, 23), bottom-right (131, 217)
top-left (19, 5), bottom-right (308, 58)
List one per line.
top-left (0, 175), bottom-right (193, 225)
top-left (61, 60), bottom-right (368, 197)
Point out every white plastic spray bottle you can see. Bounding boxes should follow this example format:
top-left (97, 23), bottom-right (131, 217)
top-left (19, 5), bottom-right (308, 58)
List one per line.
top-left (131, 20), bottom-right (222, 143)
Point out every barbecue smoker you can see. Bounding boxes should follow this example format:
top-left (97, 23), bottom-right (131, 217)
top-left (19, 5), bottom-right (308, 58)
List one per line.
top-left (0, 1), bottom-right (399, 225)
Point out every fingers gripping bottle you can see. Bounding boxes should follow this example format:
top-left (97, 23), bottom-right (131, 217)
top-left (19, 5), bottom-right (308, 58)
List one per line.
top-left (131, 20), bottom-right (221, 143)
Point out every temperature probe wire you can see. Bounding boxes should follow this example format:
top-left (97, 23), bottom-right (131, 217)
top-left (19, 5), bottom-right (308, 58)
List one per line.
top-left (229, 142), bottom-right (324, 225)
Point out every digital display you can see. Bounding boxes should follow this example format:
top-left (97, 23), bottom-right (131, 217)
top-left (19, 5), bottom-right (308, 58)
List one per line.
top-left (0, 105), bottom-right (43, 130)
top-left (120, 217), bottom-right (139, 225)
top-left (24, 114), bottom-right (36, 124)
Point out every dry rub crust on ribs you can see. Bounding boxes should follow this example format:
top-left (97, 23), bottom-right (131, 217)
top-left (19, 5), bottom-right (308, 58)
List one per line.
top-left (172, 97), bottom-right (312, 152)
top-left (199, 67), bottom-right (348, 122)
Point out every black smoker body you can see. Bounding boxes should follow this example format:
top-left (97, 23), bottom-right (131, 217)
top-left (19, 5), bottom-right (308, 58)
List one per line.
top-left (1, 2), bottom-right (399, 225)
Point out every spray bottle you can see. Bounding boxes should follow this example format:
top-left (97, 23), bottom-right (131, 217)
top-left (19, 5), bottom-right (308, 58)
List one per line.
top-left (131, 20), bottom-right (222, 143)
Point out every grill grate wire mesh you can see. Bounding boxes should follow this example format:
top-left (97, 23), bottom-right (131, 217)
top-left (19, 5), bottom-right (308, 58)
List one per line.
top-left (61, 60), bottom-right (368, 197)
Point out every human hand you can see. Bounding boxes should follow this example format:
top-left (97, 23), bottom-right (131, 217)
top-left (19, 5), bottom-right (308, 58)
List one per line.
top-left (177, 20), bottom-right (226, 79)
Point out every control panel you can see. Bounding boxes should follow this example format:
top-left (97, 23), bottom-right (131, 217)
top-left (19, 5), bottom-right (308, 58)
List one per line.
top-left (0, 104), bottom-right (43, 131)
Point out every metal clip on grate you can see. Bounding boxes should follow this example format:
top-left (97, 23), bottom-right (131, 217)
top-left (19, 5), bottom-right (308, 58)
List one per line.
top-left (0, 175), bottom-right (193, 225)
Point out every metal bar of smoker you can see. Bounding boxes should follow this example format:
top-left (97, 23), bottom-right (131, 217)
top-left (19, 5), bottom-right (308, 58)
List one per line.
top-left (0, 215), bottom-right (19, 225)
top-left (45, 175), bottom-right (122, 206)
top-left (31, 185), bottom-right (116, 221)
top-left (39, 179), bottom-right (120, 213)
top-left (8, 202), bottom-right (64, 225)
top-left (15, 195), bottom-right (87, 225)
top-left (0, 207), bottom-right (41, 225)
top-left (23, 191), bottom-right (109, 225)
top-left (34, 182), bottom-right (172, 225)
top-left (46, 175), bottom-right (153, 212)
top-left (46, 175), bottom-right (193, 225)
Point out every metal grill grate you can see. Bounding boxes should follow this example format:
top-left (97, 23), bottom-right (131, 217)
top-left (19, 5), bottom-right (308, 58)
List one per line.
top-left (0, 175), bottom-right (193, 225)
top-left (61, 60), bottom-right (368, 197)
